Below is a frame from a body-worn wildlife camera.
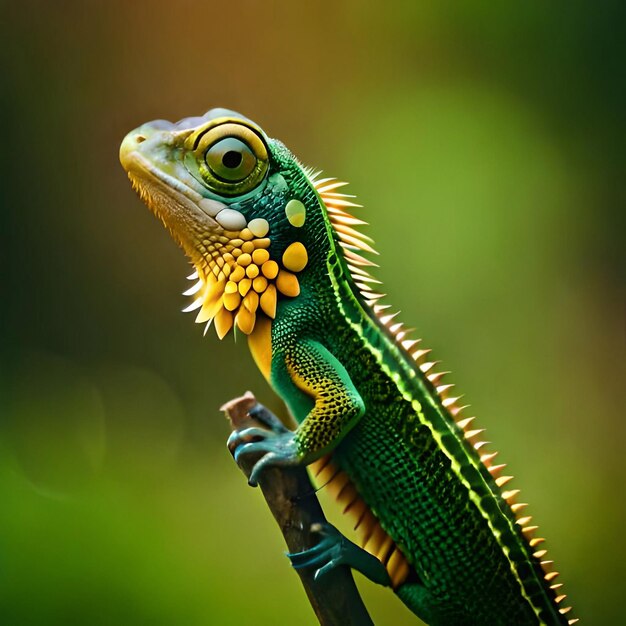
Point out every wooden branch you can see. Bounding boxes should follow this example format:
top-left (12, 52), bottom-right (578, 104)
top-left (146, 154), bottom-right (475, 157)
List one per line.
top-left (221, 391), bottom-right (374, 626)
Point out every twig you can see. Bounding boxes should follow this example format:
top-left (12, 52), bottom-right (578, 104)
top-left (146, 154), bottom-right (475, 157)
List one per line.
top-left (221, 391), bottom-right (374, 626)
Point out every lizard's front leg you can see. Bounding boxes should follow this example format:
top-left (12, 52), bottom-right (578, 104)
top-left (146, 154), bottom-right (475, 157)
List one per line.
top-left (228, 339), bottom-right (364, 486)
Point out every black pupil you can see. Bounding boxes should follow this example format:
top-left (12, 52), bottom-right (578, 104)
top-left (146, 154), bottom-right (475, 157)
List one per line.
top-left (222, 150), bottom-right (243, 169)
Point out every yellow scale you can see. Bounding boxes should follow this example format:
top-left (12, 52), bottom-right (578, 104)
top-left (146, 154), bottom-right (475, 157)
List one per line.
top-left (188, 216), bottom-right (308, 339)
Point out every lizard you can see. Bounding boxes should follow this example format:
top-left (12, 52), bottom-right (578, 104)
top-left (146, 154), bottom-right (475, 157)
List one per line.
top-left (119, 108), bottom-right (576, 625)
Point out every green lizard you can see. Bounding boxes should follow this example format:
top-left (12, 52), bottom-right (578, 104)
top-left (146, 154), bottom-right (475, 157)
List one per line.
top-left (120, 109), bottom-right (576, 625)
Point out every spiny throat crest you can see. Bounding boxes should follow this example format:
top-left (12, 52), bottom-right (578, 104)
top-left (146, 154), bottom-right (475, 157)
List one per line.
top-left (182, 209), bottom-right (309, 339)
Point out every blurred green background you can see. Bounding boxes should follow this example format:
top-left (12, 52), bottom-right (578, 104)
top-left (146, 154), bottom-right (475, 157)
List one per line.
top-left (1, 1), bottom-right (624, 624)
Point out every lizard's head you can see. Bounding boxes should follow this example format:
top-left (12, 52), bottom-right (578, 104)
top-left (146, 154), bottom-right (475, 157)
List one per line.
top-left (120, 108), bottom-right (374, 339)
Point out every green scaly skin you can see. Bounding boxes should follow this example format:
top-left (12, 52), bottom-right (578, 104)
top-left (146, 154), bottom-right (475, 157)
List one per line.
top-left (120, 109), bottom-right (574, 625)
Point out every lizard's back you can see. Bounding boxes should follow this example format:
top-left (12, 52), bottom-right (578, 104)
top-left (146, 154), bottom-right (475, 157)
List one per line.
top-left (294, 273), bottom-right (560, 625)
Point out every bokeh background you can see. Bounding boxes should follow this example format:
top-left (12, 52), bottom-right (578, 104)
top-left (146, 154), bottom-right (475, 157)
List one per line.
top-left (2, 1), bottom-right (624, 624)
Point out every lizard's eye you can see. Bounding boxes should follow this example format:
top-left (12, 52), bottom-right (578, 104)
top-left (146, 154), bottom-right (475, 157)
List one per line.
top-left (205, 137), bottom-right (256, 182)
top-left (187, 121), bottom-right (269, 197)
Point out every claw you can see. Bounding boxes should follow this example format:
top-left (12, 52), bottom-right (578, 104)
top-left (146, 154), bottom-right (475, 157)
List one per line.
top-left (314, 558), bottom-right (343, 581)
top-left (233, 441), bottom-right (262, 464)
top-left (228, 429), bottom-right (300, 486)
top-left (249, 451), bottom-right (297, 486)
top-left (227, 426), bottom-right (273, 451)
top-left (288, 536), bottom-right (335, 568)
top-left (291, 551), bottom-right (329, 570)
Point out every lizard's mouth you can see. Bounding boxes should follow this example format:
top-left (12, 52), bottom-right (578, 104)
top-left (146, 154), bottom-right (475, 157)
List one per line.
top-left (120, 123), bottom-right (226, 267)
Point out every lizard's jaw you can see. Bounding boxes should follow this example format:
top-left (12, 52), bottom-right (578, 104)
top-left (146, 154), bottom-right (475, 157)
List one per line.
top-left (120, 123), bottom-right (222, 269)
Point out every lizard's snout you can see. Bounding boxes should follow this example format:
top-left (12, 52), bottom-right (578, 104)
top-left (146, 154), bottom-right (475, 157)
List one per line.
top-left (119, 120), bottom-right (174, 171)
top-left (119, 130), bottom-right (145, 169)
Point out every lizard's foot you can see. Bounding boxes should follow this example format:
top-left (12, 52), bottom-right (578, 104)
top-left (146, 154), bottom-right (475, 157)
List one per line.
top-left (227, 428), bottom-right (299, 487)
top-left (288, 522), bottom-right (391, 587)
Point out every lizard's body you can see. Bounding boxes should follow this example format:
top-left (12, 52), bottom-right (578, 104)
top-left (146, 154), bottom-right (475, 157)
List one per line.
top-left (120, 109), bottom-right (575, 625)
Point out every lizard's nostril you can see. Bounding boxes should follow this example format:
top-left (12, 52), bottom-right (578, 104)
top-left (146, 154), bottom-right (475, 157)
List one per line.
top-left (120, 130), bottom-right (148, 168)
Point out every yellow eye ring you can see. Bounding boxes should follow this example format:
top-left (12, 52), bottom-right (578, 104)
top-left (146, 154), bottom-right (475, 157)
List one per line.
top-left (185, 120), bottom-right (269, 197)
